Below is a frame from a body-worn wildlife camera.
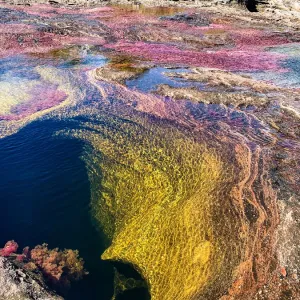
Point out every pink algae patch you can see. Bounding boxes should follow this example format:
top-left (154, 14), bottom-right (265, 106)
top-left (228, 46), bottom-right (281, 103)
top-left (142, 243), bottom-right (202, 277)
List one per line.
top-left (0, 240), bottom-right (18, 257)
top-left (231, 30), bottom-right (292, 49)
top-left (104, 41), bottom-right (285, 71)
top-left (0, 30), bottom-right (104, 59)
top-left (0, 85), bottom-right (67, 121)
top-left (0, 24), bottom-right (36, 34)
top-left (0, 31), bottom-right (62, 58)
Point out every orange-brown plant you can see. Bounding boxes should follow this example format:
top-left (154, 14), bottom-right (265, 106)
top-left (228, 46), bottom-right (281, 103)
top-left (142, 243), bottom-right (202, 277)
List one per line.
top-left (30, 244), bottom-right (87, 289)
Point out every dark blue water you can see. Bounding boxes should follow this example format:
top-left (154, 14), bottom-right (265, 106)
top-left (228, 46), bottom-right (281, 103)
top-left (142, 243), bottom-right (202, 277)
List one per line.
top-left (0, 47), bottom-right (151, 299)
top-left (126, 67), bottom-right (204, 92)
top-left (0, 119), bottom-right (114, 299)
top-left (241, 45), bottom-right (300, 88)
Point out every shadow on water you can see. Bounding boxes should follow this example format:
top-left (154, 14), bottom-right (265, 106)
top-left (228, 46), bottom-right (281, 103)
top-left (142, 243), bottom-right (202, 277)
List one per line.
top-left (116, 288), bottom-right (151, 300)
top-left (0, 119), bottom-right (115, 299)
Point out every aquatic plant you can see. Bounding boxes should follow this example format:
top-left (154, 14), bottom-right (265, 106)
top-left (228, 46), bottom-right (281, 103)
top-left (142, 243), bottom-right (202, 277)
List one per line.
top-left (0, 3), bottom-right (299, 299)
top-left (0, 240), bottom-right (87, 292)
top-left (0, 241), bottom-right (18, 257)
top-left (30, 244), bottom-right (88, 289)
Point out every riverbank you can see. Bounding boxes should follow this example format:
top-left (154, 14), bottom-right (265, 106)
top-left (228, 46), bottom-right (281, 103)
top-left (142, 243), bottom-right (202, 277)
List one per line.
top-left (1, 0), bottom-right (300, 30)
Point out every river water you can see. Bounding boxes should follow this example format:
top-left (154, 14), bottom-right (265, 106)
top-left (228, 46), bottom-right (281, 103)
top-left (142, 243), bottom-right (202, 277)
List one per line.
top-left (0, 3), bottom-right (300, 300)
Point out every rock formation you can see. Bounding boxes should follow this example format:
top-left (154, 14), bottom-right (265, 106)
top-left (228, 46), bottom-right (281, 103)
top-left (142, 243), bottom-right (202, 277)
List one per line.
top-left (0, 2), bottom-right (299, 299)
top-left (0, 257), bottom-right (63, 300)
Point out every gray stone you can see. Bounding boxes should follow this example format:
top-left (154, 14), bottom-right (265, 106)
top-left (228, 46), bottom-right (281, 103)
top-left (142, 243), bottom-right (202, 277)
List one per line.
top-left (0, 257), bottom-right (63, 300)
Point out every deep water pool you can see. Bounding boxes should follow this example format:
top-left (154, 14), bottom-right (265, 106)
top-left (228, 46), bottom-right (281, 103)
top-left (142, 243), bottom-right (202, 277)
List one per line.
top-left (0, 119), bottom-right (116, 300)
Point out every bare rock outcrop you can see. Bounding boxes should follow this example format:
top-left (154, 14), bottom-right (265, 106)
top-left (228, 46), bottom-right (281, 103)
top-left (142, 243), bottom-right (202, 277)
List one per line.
top-left (0, 257), bottom-right (63, 300)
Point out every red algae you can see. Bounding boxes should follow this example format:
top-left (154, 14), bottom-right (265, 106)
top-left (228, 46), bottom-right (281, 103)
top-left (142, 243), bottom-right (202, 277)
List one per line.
top-left (0, 240), bottom-right (87, 294)
top-left (0, 3), bottom-right (299, 299)
top-left (10, 86), bottom-right (67, 119)
top-left (0, 241), bottom-right (18, 257)
top-left (232, 30), bottom-right (292, 49)
top-left (0, 30), bottom-right (61, 58)
top-left (104, 41), bottom-right (284, 71)
top-left (0, 3), bottom-right (294, 72)
top-left (0, 24), bottom-right (36, 34)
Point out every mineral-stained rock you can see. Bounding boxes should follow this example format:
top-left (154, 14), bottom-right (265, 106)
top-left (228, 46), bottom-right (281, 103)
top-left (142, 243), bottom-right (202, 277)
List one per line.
top-left (164, 68), bottom-right (281, 93)
top-left (63, 80), bottom-right (279, 300)
top-left (0, 2), bottom-right (299, 299)
top-left (263, 0), bottom-right (300, 12)
top-left (0, 257), bottom-right (63, 300)
top-left (95, 54), bottom-right (148, 83)
top-left (160, 12), bottom-right (210, 26)
top-left (156, 83), bottom-right (270, 106)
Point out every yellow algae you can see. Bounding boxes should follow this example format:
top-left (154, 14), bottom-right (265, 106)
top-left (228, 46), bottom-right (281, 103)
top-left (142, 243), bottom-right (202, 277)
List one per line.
top-left (110, 4), bottom-right (185, 17)
top-left (67, 112), bottom-right (246, 299)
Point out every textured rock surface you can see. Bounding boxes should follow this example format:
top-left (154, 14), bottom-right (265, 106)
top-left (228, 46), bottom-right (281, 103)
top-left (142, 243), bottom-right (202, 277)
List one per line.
top-left (0, 2), bottom-right (299, 299)
top-left (265, 0), bottom-right (300, 11)
top-left (0, 257), bottom-right (63, 300)
top-left (0, 0), bottom-right (298, 12)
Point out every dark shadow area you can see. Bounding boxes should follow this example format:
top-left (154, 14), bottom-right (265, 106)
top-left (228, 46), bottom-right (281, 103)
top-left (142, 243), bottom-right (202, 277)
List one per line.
top-left (238, 0), bottom-right (258, 12)
top-left (113, 261), bottom-right (145, 281)
top-left (116, 288), bottom-right (151, 300)
top-left (112, 261), bottom-right (151, 300)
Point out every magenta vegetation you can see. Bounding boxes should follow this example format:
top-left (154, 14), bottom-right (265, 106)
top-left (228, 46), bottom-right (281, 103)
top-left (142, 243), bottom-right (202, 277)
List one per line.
top-left (0, 240), bottom-right (19, 257)
top-left (0, 240), bottom-right (87, 291)
top-left (104, 41), bottom-right (284, 71)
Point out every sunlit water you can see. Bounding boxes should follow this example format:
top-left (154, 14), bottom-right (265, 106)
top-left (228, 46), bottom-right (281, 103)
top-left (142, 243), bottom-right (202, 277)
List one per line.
top-left (0, 3), bottom-right (300, 300)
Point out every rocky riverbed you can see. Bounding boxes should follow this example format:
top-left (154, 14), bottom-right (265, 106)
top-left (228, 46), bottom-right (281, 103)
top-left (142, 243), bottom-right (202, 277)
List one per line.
top-left (0, 1), bottom-right (299, 299)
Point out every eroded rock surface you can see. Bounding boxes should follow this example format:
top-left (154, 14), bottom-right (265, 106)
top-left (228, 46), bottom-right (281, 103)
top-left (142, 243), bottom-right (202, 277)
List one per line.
top-left (0, 2), bottom-right (299, 300)
top-left (0, 257), bottom-right (63, 300)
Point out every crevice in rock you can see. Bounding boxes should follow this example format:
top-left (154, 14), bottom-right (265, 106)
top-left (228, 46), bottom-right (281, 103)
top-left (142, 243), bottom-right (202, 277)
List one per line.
top-left (238, 0), bottom-right (259, 12)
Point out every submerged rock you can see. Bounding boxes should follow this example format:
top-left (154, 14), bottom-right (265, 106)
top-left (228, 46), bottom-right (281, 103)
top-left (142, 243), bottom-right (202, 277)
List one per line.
top-left (95, 54), bottom-right (148, 83)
